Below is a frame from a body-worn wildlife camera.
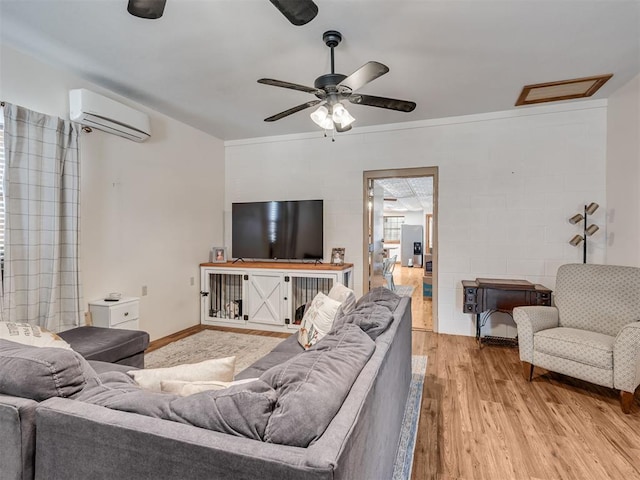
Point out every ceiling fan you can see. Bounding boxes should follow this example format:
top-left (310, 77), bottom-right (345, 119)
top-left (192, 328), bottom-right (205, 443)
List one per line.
top-left (258, 30), bottom-right (416, 133)
top-left (127, 0), bottom-right (318, 25)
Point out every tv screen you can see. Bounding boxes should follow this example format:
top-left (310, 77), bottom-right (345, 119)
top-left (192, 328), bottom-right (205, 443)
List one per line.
top-left (232, 200), bottom-right (323, 260)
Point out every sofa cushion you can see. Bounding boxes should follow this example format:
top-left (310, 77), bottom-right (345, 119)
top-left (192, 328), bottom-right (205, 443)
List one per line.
top-left (270, 334), bottom-right (304, 354)
top-left (0, 339), bottom-right (97, 401)
top-left (355, 286), bottom-right (401, 312)
top-left (127, 356), bottom-right (236, 392)
top-left (534, 327), bottom-right (615, 370)
top-left (77, 371), bottom-right (276, 440)
top-left (234, 350), bottom-right (298, 380)
top-left (332, 302), bottom-right (395, 341)
top-left (58, 326), bottom-right (149, 365)
top-left (0, 322), bottom-right (72, 349)
top-left (261, 323), bottom-right (375, 447)
top-left (297, 292), bottom-right (341, 349)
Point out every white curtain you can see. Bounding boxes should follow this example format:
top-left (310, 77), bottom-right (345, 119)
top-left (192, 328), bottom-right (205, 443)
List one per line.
top-left (2, 103), bottom-right (83, 332)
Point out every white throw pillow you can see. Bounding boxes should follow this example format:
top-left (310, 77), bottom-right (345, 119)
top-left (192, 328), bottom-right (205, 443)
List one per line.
top-left (0, 322), bottom-right (72, 350)
top-left (328, 283), bottom-right (357, 316)
top-left (160, 377), bottom-right (259, 396)
top-left (127, 356), bottom-right (236, 392)
top-left (297, 292), bottom-right (341, 349)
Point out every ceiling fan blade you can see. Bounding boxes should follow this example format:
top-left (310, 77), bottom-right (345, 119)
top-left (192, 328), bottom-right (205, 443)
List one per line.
top-left (258, 78), bottom-right (323, 96)
top-left (348, 94), bottom-right (416, 112)
top-left (338, 62), bottom-right (389, 92)
top-left (264, 100), bottom-right (322, 122)
top-left (269, 0), bottom-right (318, 26)
top-left (127, 0), bottom-right (166, 19)
top-left (335, 123), bottom-right (353, 133)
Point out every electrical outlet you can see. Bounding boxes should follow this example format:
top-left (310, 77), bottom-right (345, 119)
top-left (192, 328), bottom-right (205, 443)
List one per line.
top-left (142, 285), bottom-right (148, 296)
top-left (190, 276), bottom-right (195, 286)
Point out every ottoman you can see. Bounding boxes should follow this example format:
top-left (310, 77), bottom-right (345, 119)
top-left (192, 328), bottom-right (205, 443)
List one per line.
top-left (58, 326), bottom-right (149, 368)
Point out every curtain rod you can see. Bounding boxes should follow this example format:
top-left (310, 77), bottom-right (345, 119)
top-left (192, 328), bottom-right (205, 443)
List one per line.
top-left (0, 102), bottom-right (91, 132)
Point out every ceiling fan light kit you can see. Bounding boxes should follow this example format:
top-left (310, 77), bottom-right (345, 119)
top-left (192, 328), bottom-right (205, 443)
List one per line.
top-left (259, 29), bottom-right (416, 138)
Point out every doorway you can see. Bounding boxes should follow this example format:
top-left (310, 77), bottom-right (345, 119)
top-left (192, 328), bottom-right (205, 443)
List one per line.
top-left (363, 167), bottom-right (438, 332)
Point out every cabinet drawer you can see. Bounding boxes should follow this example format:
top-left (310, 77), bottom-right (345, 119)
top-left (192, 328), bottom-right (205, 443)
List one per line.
top-left (110, 302), bottom-right (139, 326)
top-left (112, 318), bottom-right (139, 330)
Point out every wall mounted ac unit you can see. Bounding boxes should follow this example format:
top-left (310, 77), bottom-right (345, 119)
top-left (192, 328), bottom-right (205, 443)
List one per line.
top-left (69, 89), bottom-right (150, 142)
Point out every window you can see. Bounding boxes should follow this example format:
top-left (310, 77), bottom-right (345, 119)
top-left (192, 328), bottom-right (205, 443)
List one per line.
top-left (383, 216), bottom-right (404, 243)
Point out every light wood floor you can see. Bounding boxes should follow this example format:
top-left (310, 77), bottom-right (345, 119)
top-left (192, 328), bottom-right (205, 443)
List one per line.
top-left (411, 331), bottom-right (640, 480)
top-left (392, 264), bottom-right (433, 331)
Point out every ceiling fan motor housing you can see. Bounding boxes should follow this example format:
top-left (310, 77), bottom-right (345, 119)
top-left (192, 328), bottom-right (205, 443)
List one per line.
top-left (314, 73), bottom-right (347, 90)
top-left (323, 30), bottom-right (342, 48)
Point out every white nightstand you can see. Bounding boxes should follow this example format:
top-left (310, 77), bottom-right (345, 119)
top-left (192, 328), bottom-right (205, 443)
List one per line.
top-left (89, 296), bottom-right (140, 330)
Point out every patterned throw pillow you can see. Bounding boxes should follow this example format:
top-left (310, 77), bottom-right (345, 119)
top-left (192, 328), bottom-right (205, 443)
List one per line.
top-left (297, 292), bottom-right (342, 349)
top-left (328, 283), bottom-right (357, 319)
top-left (0, 322), bottom-right (72, 349)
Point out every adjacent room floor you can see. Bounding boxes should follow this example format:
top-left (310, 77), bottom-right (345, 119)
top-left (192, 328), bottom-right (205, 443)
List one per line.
top-left (392, 264), bottom-right (432, 331)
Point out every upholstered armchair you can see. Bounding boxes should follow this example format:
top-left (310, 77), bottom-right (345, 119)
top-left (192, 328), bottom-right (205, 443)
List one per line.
top-left (514, 264), bottom-right (640, 413)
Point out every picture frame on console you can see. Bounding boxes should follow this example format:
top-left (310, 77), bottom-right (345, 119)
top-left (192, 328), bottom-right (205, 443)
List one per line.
top-left (211, 247), bottom-right (227, 263)
top-left (331, 247), bottom-right (345, 265)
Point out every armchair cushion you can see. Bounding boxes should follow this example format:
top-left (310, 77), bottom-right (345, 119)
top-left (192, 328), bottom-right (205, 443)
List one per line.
top-left (535, 327), bottom-right (614, 370)
top-left (555, 264), bottom-right (640, 336)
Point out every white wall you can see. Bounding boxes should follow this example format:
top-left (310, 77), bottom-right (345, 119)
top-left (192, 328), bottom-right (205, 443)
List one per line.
top-left (606, 73), bottom-right (640, 267)
top-left (225, 102), bottom-right (607, 336)
top-left (2, 44), bottom-right (226, 340)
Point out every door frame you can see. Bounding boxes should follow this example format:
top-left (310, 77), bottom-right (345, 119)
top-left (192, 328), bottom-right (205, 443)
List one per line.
top-left (362, 167), bottom-right (439, 332)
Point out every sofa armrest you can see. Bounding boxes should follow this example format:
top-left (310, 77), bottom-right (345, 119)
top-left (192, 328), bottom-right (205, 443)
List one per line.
top-left (513, 306), bottom-right (559, 363)
top-left (613, 321), bottom-right (640, 393)
top-left (0, 395), bottom-right (38, 480)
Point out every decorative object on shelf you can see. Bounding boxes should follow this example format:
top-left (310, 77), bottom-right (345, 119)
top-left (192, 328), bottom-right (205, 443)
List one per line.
top-left (211, 247), bottom-right (227, 263)
top-left (568, 202), bottom-right (600, 263)
top-left (331, 247), bottom-right (345, 265)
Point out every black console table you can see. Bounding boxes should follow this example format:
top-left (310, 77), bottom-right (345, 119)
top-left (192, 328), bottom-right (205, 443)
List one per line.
top-left (461, 278), bottom-right (552, 347)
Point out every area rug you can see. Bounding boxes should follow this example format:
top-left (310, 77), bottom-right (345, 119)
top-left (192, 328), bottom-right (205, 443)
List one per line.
top-left (146, 330), bottom-right (427, 478)
top-left (394, 285), bottom-right (415, 298)
top-left (393, 355), bottom-right (428, 480)
top-left (145, 330), bottom-right (286, 373)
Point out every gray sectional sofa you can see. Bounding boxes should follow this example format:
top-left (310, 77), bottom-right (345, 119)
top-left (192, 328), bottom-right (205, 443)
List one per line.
top-left (1, 288), bottom-right (412, 480)
top-left (1, 326), bottom-right (149, 480)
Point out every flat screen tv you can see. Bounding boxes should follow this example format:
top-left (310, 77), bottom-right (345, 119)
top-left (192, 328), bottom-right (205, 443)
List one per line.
top-left (232, 200), bottom-right (323, 260)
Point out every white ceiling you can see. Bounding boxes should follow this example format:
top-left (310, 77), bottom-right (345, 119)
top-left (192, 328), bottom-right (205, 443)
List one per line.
top-left (377, 177), bottom-right (433, 213)
top-left (2, 1), bottom-right (639, 141)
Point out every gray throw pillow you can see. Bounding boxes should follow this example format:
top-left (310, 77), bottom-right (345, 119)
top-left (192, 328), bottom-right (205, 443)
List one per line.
top-left (78, 371), bottom-right (276, 441)
top-left (355, 286), bottom-right (401, 312)
top-left (331, 303), bottom-right (395, 341)
top-left (260, 324), bottom-right (375, 447)
top-left (169, 380), bottom-right (276, 440)
top-left (0, 339), bottom-right (97, 401)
